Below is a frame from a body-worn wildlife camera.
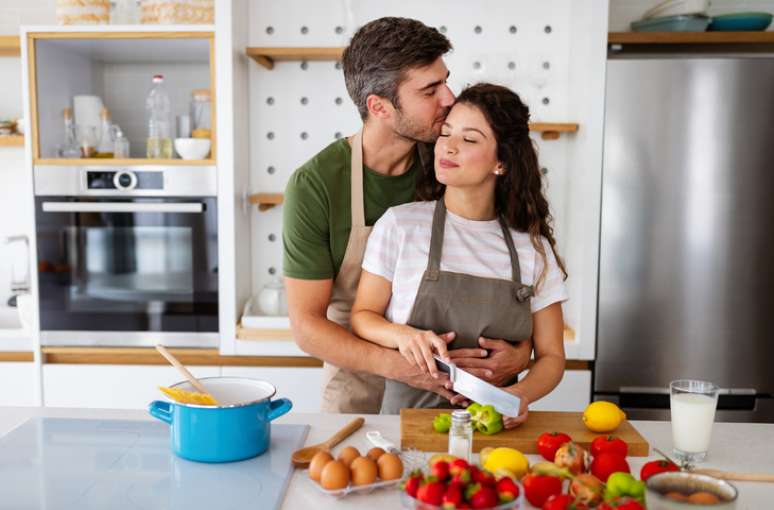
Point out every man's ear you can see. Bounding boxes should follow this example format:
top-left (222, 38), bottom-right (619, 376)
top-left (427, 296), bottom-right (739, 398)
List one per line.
top-left (366, 94), bottom-right (393, 119)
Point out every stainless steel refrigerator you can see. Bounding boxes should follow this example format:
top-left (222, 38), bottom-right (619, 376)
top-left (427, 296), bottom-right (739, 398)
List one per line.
top-left (595, 54), bottom-right (774, 422)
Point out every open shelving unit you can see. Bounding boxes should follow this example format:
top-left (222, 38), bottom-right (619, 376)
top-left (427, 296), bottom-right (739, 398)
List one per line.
top-left (0, 135), bottom-right (24, 147)
top-left (0, 35), bottom-right (20, 57)
top-left (246, 46), bottom-right (344, 69)
top-left (609, 31), bottom-right (774, 45)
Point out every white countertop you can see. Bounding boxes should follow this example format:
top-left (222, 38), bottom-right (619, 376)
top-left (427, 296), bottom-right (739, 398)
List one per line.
top-left (0, 407), bottom-right (771, 509)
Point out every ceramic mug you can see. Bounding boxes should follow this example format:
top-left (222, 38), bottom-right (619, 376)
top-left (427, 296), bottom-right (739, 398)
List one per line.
top-left (149, 377), bottom-right (292, 463)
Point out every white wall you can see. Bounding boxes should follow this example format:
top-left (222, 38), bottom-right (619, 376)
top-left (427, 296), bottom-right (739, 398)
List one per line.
top-left (609, 0), bottom-right (774, 31)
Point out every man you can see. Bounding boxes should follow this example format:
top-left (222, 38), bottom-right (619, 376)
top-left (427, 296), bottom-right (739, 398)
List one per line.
top-left (283, 17), bottom-right (532, 413)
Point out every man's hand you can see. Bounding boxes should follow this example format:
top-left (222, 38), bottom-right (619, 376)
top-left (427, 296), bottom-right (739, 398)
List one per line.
top-left (447, 336), bottom-right (533, 386)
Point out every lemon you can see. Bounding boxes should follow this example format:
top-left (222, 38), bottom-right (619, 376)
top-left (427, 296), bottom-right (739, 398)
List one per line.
top-left (583, 401), bottom-right (626, 432)
top-left (482, 447), bottom-right (529, 479)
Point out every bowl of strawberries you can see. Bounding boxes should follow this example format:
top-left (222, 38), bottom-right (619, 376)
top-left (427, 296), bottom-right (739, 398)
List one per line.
top-left (400, 456), bottom-right (523, 509)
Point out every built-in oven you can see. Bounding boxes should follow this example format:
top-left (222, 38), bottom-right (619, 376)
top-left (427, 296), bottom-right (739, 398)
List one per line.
top-left (33, 165), bottom-right (218, 347)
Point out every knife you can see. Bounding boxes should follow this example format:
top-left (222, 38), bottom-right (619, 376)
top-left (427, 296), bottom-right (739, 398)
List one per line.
top-left (434, 355), bottom-right (521, 417)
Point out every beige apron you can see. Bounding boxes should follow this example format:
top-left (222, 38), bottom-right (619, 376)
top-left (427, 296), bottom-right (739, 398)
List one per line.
top-left (320, 129), bottom-right (385, 413)
top-left (380, 198), bottom-right (534, 414)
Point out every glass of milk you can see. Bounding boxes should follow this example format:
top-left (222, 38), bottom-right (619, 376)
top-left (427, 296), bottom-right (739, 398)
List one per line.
top-left (670, 379), bottom-right (719, 465)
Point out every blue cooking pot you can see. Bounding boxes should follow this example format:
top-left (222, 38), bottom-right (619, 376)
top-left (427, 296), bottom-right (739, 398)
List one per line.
top-left (149, 376), bottom-right (292, 463)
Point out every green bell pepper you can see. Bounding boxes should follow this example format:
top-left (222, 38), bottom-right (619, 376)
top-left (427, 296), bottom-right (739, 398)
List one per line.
top-left (474, 404), bottom-right (504, 435)
top-left (433, 412), bottom-right (452, 433)
top-left (465, 403), bottom-right (483, 421)
top-left (604, 472), bottom-right (646, 503)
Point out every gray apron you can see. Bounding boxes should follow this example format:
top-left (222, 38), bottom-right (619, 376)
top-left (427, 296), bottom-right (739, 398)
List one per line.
top-left (380, 198), bottom-right (534, 414)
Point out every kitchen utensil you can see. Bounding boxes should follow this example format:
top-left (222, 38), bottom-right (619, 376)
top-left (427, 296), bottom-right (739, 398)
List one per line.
top-left (708, 12), bottom-right (773, 31)
top-left (366, 430), bottom-right (400, 454)
top-left (149, 376), bottom-right (293, 462)
top-left (631, 14), bottom-right (711, 32)
top-left (642, 0), bottom-right (709, 20)
top-left (291, 417), bottom-right (364, 468)
top-left (646, 471), bottom-right (738, 509)
top-left (174, 137), bottom-right (210, 159)
top-left (155, 344), bottom-right (215, 400)
top-left (690, 468), bottom-right (774, 483)
top-left (400, 408), bottom-right (650, 455)
top-left (434, 356), bottom-right (521, 417)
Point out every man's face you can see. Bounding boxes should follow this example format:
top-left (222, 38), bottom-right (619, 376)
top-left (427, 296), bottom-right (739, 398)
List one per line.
top-left (391, 57), bottom-right (455, 143)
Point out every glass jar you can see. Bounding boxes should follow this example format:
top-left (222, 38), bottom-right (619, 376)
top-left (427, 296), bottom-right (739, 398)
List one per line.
top-left (257, 278), bottom-right (288, 316)
top-left (448, 410), bottom-right (473, 462)
top-left (190, 88), bottom-right (211, 139)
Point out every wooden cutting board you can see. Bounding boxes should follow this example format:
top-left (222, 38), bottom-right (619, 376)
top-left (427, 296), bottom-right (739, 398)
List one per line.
top-left (400, 409), bottom-right (650, 456)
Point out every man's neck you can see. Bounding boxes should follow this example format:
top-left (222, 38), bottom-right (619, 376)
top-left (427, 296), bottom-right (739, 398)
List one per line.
top-left (356, 122), bottom-right (416, 176)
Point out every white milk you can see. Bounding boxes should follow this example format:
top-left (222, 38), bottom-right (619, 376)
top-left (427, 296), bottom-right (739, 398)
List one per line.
top-left (670, 392), bottom-right (717, 453)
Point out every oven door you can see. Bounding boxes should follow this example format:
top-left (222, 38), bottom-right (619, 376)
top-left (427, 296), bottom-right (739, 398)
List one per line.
top-left (35, 197), bottom-right (218, 346)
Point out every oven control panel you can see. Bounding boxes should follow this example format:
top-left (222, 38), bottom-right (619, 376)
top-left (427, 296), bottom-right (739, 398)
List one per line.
top-left (86, 171), bottom-right (164, 191)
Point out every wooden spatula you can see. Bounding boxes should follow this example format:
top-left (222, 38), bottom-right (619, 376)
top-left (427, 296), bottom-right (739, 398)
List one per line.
top-left (691, 468), bottom-right (774, 483)
top-left (155, 344), bottom-right (219, 405)
top-left (291, 417), bottom-right (365, 468)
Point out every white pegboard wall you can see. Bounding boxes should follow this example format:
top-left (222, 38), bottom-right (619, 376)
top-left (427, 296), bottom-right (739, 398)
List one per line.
top-left (247, 0), bottom-right (581, 294)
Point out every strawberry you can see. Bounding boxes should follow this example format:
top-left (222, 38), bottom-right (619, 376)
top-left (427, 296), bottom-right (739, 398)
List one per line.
top-left (469, 487), bottom-right (499, 509)
top-left (432, 460), bottom-right (451, 482)
top-left (416, 480), bottom-right (445, 506)
top-left (402, 469), bottom-right (423, 498)
top-left (471, 467), bottom-right (497, 488)
top-left (450, 458), bottom-right (472, 485)
top-left (442, 482), bottom-right (464, 509)
top-left (496, 476), bottom-right (520, 502)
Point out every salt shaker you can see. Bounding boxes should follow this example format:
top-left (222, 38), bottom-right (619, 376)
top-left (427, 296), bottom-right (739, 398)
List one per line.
top-left (448, 410), bottom-right (473, 462)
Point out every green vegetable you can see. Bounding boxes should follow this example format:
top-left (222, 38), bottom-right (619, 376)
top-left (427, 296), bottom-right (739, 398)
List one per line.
top-left (433, 412), bottom-right (452, 433)
top-left (474, 404), bottom-right (504, 435)
top-left (466, 403), bottom-right (483, 421)
top-left (604, 472), bottom-right (646, 503)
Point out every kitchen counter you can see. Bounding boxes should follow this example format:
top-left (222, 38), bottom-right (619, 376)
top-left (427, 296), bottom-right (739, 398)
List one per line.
top-left (0, 407), bottom-right (771, 509)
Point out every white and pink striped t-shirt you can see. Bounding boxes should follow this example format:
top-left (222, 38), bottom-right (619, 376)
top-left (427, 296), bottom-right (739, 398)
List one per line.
top-left (361, 200), bottom-right (568, 325)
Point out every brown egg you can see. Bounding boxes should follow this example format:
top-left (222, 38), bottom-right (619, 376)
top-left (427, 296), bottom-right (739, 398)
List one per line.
top-left (377, 452), bottom-right (403, 481)
top-left (350, 456), bottom-right (378, 486)
top-left (688, 491), bottom-right (721, 504)
top-left (664, 491), bottom-right (689, 502)
top-left (308, 450), bottom-right (333, 482)
top-left (337, 445), bottom-right (360, 467)
top-left (366, 447), bottom-right (385, 462)
top-left (320, 460), bottom-right (350, 490)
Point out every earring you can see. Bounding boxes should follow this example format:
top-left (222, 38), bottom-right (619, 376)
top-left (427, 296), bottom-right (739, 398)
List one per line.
top-left (494, 168), bottom-right (504, 175)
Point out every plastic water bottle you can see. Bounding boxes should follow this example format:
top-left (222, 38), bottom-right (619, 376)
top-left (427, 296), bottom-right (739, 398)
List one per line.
top-left (145, 74), bottom-right (172, 159)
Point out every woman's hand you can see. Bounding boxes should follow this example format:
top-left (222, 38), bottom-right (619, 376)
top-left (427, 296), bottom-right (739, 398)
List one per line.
top-left (396, 329), bottom-right (455, 377)
top-left (503, 386), bottom-right (530, 429)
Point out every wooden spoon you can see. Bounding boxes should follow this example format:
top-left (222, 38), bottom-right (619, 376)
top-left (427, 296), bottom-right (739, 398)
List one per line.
top-left (291, 417), bottom-right (365, 468)
top-left (155, 344), bottom-right (218, 404)
top-left (691, 468), bottom-right (774, 483)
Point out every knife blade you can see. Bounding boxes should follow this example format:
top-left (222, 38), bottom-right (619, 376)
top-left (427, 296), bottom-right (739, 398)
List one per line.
top-left (434, 355), bottom-right (521, 417)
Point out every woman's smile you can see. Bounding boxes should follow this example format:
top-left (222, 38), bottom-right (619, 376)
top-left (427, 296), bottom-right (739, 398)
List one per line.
top-left (439, 158), bottom-right (459, 169)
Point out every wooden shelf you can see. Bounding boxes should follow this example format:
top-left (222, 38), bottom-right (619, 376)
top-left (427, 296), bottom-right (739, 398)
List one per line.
top-left (0, 35), bottom-right (20, 57)
top-left (236, 323), bottom-right (294, 341)
top-left (246, 47), bottom-right (344, 69)
top-left (609, 31), bottom-right (774, 45)
top-left (249, 192), bottom-right (284, 211)
top-left (529, 122), bottom-right (579, 140)
top-left (0, 351), bottom-right (34, 362)
top-left (0, 135), bottom-right (24, 147)
top-left (34, 158), bottom-right (215, 166)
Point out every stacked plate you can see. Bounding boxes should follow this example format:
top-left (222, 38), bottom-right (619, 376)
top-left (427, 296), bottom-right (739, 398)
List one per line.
top-left (631, 0), bottom-right (773, 32)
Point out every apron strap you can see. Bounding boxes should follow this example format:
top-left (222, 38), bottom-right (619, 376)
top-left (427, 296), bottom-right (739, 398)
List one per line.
top-left (425, 198), bottom-right (447, 281)
top-left (498, 215), bottom-right (534, 302)
top-left (350, 129), bottom-right (366, 228)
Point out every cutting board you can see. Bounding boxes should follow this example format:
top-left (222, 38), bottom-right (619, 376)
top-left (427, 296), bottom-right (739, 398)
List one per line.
top-left (401, 409), bottom-right (650, 456)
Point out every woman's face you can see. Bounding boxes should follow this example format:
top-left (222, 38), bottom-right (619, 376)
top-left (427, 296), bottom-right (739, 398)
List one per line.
top-left (434, 102), bottom-right (502, 189)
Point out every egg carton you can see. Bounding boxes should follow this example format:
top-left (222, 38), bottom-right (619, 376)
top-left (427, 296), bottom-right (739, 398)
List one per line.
top-left (310, 475), bottom-right (405, 497)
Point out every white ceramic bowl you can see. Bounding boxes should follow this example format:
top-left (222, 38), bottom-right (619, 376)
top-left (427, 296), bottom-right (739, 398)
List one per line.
top-left (174, 138), bottom-right (211, 160)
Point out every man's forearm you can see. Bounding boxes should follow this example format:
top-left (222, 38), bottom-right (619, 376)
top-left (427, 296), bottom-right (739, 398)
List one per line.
top-left (291, 312), bottom-right (404, 379)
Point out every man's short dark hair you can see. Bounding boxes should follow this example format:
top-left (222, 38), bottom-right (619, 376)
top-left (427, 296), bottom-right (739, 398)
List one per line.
top-left (342, 17), bottom-right (452, 120)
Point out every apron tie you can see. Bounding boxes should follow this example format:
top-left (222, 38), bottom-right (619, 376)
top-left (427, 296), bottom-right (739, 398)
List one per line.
top-left (514, 284), bottom-right (534, 303)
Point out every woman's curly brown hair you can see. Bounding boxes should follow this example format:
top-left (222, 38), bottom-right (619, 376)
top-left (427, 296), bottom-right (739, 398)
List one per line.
top-left (416, 82), bottom-right (567, 288)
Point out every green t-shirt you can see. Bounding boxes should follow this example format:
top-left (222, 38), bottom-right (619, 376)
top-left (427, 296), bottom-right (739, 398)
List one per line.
top-left (283, 138), bottom-right (420, 280)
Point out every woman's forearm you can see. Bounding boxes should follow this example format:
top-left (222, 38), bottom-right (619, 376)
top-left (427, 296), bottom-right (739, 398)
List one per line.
top-left (351, 309), bottom-right (417, 349)
top-left (508, 353), bottom-right (565, 404)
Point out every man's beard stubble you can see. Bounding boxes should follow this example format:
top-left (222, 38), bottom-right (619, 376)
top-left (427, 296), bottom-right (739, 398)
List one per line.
top-left (393, 106), bottom-right (450, 144)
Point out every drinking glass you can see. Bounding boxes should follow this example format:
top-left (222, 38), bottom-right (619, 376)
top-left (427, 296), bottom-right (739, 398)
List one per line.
top-left (670, 379), bottom-right (719, 465)
top-left (77, 125), bottom-right (98, 158)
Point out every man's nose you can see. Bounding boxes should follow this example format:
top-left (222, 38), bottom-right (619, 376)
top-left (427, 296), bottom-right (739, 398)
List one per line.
top-left (439, 84), bottom-right (455, 107)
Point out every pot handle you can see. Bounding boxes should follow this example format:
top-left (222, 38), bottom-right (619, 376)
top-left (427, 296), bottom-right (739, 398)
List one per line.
top-left (149, 400), bottom-right (173, 425)
top-left (267, 398), bottom-right (293, 421)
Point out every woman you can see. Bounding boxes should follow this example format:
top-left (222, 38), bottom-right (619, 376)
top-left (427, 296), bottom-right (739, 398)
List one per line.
top-left (351, 83), bottom-right (568, 427)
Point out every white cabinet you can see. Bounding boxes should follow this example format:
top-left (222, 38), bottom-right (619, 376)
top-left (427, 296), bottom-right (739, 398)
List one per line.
top-left (43, 365), bottom-right (220, 409)
top-left (222, 367), bottom-right (323, 413)
top-left (522, 370), bottom-right (591, 412)
top-left (0, 362), bottom-right (37, 406)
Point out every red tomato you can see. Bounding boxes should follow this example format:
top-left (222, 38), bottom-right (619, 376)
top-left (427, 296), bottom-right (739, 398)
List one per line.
top-left (589, 452), bottom-right (630, 482)
top-left (639, 459), bottom-right (680, 481)
top-left (522, 474), bottom-right (563, 508)
top-left (598, 497), bottom-right (645, 510)
top-left (590, 435), bottom-right (628, 458)
top-left (537, 431), bottom-right (572, 461)
top-left (542, 494), bottom-right (575, 510)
